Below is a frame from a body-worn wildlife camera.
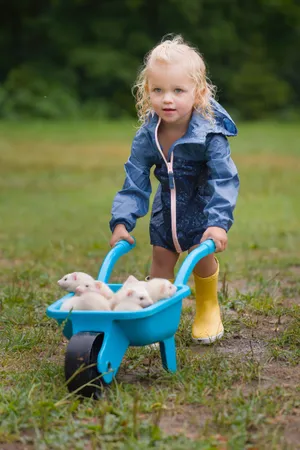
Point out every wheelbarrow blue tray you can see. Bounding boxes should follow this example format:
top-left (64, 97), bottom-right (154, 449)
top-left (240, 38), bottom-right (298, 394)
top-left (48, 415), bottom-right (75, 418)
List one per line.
top-left (47, 283), bottom-right (190, 346)
top-left (46, 239), bottom-right (215, 392)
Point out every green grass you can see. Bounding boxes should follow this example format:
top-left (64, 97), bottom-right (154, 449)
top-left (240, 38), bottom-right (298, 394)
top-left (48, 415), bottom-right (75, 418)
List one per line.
top-left (0, 120), bottom-right (299, 449)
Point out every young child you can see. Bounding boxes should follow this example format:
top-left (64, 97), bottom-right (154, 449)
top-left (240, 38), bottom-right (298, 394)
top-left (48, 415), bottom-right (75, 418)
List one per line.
top-left (109, 35), bottom-right (239, 344)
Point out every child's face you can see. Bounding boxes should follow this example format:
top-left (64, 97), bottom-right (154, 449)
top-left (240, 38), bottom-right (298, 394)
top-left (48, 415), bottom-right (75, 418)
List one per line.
top-left (147, 60), bottom-right (196, 126)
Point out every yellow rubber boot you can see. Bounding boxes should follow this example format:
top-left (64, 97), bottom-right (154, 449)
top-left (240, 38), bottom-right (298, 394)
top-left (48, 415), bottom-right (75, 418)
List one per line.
top-left (192, 261), bottom-right (224, 344)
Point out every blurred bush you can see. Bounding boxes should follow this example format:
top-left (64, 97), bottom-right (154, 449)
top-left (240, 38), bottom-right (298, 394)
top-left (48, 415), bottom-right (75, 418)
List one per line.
top-left (0, 66), bottom-right (80, 119)
top-left (0, 0), bottom-right (299, 120)
top-left (230, 60), bottom-right (292, 120)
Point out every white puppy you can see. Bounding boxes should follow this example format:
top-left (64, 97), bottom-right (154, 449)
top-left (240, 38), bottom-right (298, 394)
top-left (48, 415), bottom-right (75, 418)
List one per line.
top-left (112, 284), bottom-right (153, 310)
top-left (60, 283), bottom-right (111, 311)
top-left (58, 272), bottom-right (114, 299)
top-left (123, 276), bottom-right (177, 303)
top-left (57, 272), bottom-right (95, 292)
top-left (75, 280), bottom-right (114, 300)
top-left (144, 278), bottom-right (177, 303)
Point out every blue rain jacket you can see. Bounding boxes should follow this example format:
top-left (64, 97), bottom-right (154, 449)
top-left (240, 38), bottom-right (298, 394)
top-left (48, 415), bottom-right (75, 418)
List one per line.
top-left (110, 99), bottom-right (239, 252)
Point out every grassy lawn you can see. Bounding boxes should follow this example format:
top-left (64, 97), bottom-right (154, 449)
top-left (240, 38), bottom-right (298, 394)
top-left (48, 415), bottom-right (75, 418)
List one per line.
top-left (0, 119), bottom-right (299, 449)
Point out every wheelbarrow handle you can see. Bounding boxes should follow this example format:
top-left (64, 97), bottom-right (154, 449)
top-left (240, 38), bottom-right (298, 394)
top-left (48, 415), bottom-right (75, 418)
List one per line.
top-left (175, 239), bottom-right (216, 286)
top-left (97, 239), bottom-right (136, 283)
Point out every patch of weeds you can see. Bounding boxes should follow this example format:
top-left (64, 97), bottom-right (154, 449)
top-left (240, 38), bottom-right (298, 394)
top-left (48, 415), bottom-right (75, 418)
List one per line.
top-left (268, 315), bottom-right (300, 365)
top-left (176, 307), bottom-right (194, 348)
top-left (122, 345), bottom-right (163, 378)
top-left (228, 288), bottom-right (289, 319)
top-left (182, 352), bottom-right (261, 397)
top-left (222, 295), bottom-right (249, 312)
top-left (240, 356), bottom-right (261, 383)
top-left (212, 387), bottom-right (297, 449)
top-left (222, 312), bottom-right (241, 335)
top-left (239, 313), bottom-right (260, 329)
top-left (220, 270), bottom-right (292, 318)
top-left (281, 282), bottom-right (300, 298)
top-left (219, 269), bottom-right (230, 304)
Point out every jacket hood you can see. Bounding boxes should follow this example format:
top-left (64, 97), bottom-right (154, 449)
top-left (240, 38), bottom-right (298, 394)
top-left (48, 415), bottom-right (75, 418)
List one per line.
top-left (144, 99), bottom-right (237, 144)
top-left (210, 98), bottom-right (237, 136)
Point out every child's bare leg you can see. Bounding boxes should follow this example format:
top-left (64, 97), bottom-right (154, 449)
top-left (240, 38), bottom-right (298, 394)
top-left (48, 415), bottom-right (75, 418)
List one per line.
top-left (150, 246), bottom-right (179, 279)
top-left (188, 245), bottom-right (217, 277)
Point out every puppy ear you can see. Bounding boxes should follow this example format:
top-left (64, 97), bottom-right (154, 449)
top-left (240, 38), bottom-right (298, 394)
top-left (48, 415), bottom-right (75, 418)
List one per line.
top-left (75, 286), bottom-right (84, 294)
top-left (73, 273), bottom-right (77, 280)
top-left (126, 289), bottom-right (134, 297)
top-left (126, 275), bottom-right (138, 284)
top-left (94, 281), bottom-right (102, 290)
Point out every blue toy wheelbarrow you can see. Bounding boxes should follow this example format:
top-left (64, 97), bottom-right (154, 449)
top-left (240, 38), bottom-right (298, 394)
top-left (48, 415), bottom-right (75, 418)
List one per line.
top-left (46, 239), bottom-right (215, 397)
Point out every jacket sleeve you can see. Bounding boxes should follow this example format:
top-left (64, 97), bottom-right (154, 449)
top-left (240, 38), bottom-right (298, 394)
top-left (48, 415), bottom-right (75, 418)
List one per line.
top-left (109, 130), bottom-right (153, 233)
top-left (203, 134), bottom-right (239, 232)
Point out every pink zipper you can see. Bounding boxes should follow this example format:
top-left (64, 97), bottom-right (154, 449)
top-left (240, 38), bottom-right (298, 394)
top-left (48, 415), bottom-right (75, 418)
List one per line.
top-left (154, 118), bottom-right (183, 253)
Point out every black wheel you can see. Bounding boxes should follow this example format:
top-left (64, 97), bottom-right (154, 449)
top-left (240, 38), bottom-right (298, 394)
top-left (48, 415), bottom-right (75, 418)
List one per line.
top-left (64, 332), bottom-right (108, 398)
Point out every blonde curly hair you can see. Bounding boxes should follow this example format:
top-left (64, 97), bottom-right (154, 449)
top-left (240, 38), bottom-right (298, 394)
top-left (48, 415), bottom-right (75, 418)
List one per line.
top-left (133, 35), bottom-right (216, 125)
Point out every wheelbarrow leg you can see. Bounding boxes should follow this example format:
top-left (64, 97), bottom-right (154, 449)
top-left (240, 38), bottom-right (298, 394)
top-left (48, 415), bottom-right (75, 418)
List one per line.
top-left (97, 323), bottom-right (129, 384)
top-left (159, 335), bottom-right (177, 372)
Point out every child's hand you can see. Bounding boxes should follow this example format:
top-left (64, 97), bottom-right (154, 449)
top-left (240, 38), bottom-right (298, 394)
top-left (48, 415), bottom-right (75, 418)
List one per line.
top-left (200, 226), bottom-right (227, 253)
top-left (110, 224), bottom-right (134, 247)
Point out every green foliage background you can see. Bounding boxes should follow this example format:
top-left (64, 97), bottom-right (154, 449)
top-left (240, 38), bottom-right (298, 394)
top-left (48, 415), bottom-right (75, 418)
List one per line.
top-left (1, 0), bottom-right (299, 120)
